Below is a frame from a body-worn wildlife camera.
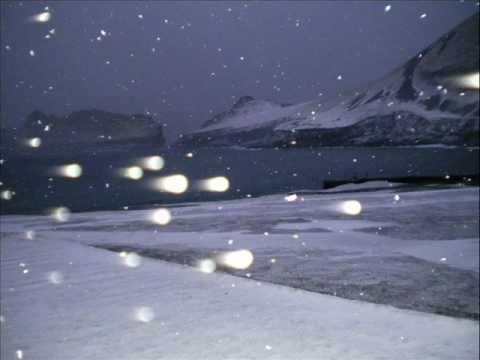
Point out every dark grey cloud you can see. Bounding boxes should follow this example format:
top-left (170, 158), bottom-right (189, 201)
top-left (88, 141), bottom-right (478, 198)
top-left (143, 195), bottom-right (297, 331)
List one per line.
top-left (1, 0), bottom-right (478, 139)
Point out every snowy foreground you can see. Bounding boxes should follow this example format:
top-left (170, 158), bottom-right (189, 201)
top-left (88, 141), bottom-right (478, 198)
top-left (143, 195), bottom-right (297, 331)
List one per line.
top-left (1, 185), bottom-right (479, 359)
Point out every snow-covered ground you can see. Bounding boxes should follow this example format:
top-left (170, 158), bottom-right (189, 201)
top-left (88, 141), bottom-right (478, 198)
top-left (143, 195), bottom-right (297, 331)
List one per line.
top-left (1, 185), bottom-right (479, 359)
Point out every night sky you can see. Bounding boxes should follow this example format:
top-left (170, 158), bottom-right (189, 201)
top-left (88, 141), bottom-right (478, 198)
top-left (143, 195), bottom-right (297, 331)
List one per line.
top-left (1, 0), bottom-right (478, 140)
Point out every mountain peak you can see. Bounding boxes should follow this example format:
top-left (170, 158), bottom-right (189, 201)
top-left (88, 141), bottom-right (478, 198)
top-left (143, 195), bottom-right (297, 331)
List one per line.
top-left (26, 110), bottom-right (49, 122)
top-left (233, 96), bottom-right (255, 109)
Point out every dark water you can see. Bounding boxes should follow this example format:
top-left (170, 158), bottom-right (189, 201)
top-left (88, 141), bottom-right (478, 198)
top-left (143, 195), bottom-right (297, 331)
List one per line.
top-left (0, 146), bottom-right (478, 214)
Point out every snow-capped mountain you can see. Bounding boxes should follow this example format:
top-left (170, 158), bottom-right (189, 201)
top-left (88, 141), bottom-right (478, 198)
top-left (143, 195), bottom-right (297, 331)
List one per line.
top-left (14, 109), bottom-right (165, 153)
top-left (177, 13), bottom-right (479, 148)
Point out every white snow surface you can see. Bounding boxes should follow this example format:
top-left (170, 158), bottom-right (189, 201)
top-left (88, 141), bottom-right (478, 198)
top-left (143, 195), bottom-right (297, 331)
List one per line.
top-left (1, 186), bottom-right (479, 359)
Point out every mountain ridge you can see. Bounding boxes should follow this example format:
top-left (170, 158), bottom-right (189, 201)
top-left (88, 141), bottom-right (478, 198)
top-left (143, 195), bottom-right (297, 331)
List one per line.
top-left (177, 13), bottom-right (479, 148)
top-left (14, 109), bottom-right (165, 153)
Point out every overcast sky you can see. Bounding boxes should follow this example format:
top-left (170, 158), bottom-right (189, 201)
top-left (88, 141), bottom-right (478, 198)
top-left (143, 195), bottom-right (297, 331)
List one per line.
top-left (1, 0), bottom-right (478, 139)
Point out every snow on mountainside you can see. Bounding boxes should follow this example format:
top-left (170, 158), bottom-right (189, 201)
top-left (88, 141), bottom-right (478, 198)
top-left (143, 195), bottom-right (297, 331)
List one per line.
top-left (178, 13), bottom-right (479, 148)
top-left (13, 109), bottom-right (165, 153)
top-left (198, 96), bottom-right (306, 132)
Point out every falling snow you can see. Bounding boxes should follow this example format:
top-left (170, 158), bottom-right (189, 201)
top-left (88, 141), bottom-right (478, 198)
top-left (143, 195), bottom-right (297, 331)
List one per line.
top-left (0, 2), bottom-right (478, 360)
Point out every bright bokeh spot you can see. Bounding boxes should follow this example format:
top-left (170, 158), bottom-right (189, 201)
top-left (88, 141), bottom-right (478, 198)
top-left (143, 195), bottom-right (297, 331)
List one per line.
top-left (121, 166), bottom-right (144, 180)
top-left (150, 208), bottom-right (171, 225)
top-left (25, 230), bottom-right (35, 240)
top-left (50, 207), bottom-right (71, 222)
top-left (216, 249), bottom-right (254, 270)
top-left (196, 258), bottom-right (216, 273)
top-left (284, 194), bottom-right (298, 202)
top-left (1, 190), bottom-right (14, 200)
top-left (27, 137), bottom-right (42, 148)
top-left (199, 176), bottom-right (230, 192)
top-left (123, 252), bottom-right (141, 268)
top-left (133, 306), bottom-right (155, 323)
top-left (153, 174), bottom-right (189, 194)
top-left (29, 11), bottom-right (51, 23)
top-left (141, 156), bottom-right (165, 171)
top-left (451, 72), bottom-right (479, 90)
top-left (47, 271), bottom-right (64, 285)
top-left (339, 200), bottom-right (362, 215)
top-left (57, 163), bottom-right (83, 178)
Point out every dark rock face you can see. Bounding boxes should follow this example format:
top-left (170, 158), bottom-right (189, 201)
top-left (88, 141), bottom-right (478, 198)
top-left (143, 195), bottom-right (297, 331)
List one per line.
top-left (396, 56), bottom-right (421, 102)
top-left (271, 115), bottom-right (479, 148)
top-left (21, 109), bottom-right (165, 149)
top-left (232, 95), bottom-right (255, 109)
